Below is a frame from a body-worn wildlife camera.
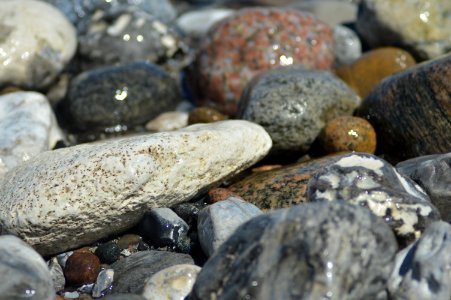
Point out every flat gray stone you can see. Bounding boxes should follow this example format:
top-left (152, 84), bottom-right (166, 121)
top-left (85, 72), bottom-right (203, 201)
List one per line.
top-left (0, 120), bottom-right (272, 256)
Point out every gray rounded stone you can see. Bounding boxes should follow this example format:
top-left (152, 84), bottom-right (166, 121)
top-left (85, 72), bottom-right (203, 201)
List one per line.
top-left (191, 201), bottom-right (398, 300)
top-left (237, 66), bottom-right (360, 154)
top-left (333, 25), bottom-right (362, 66)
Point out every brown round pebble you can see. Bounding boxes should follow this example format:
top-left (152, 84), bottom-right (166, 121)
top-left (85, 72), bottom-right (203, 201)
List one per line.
top-left (208, 188), bottom-right (242, 204)
top-left (0, 86), bottom-right (21, 95)
top-left (319, 116), bottom-right (377, 154)
top-left (188, 107), bottom-right (227, 125)
top-left (116, 234), bottom-right (142, 250)
top-left (64, 252), bottom-right (101, 285)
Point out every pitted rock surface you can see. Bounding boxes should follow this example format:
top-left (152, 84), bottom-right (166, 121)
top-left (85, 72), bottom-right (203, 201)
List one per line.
top-left (307, 152), bottom-right (441, 245)
top-left (0, 120), bottom-right (272, 256)
top-left (191, 201), bottom-right (398, 300)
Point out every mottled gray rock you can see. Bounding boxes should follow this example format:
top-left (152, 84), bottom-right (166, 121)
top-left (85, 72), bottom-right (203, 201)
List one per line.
top-left (237, 66), bottom-right (360, 154)
top-left (0, 0), bottom-right (77, 89)
top-left (191, 201), bottom-right (398, 300)
top-left (0, 92), bottom-right (64, 176)
top-left (197, 197), bottom-right (262, 256)
top-left (333, 25), bottom-right (362, 66)
top-left (48, 257), bottom-right (65, 292)
top-left (142, 264), bottom-right (201, 300)
top-left (388, 221), bottom-right (451, 300)
top-left (0, 235), bottom-right (54, 300)
top-left (397, 153), bottom-right (451, 223)
top-left (93, 269), bottom-right (114, 298)
top-left (307, 153), bottom-right (441, 246)
top-left (0, 120), bottom-right (271, 256)
top-left (111, 251), bottom-right (194, 294)
top-left (288, 0), bottom-right (358, 26)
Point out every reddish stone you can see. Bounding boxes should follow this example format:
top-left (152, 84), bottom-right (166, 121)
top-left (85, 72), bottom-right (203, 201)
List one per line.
top-left (64, 252), bottom-right (101, 285)
top-left (208, 188), bottom-right (242, 204)
top-left (189, 7), bottom-right (334, 115)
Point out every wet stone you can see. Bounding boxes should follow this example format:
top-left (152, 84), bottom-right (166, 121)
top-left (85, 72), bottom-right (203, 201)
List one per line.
top-left (171, 201), bottom-right (206, 228)
top-left (191, 201), bottom-right (398, 300)
top-left (95, 242), bottom-right (122, 264)
top-left (64, 252), bottom-right (101, 286)
top-left (307, 152), bottom-right (441, 246)
top-left (187, 107), bottom-right (228, 125)
top-left (92, 269), bottom-right (115, 298)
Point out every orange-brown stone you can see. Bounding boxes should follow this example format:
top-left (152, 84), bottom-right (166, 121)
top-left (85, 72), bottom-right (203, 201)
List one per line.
top-left (208, 188), bottom-right (242, 204)
top-left (188, 107), bottom-right (227, 125)
top-left (64, 252), bottom-right (101, 285)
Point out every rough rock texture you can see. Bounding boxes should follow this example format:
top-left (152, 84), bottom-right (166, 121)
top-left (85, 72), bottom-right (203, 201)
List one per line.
top-left (397, 153), bottom-right (451, 223)
top-left (238, 66), bottom-right (360, 153)
top-left (0, 0), bottom-right (77, 89)
top-left (0, 235), bottom-right (54, 300)
top-left (0, 120), bottom-right (272, 256)
top-left (355, 54), bottom-right (451, 161)
top-left (191, 202), bottom-right (398, 300)
top-left (0, 92), bottom-right (64, 176)
top-left (388, 221), bottom-right (451, 300)
top-left (307, 153), bottom-right (441, 245)
top-left (110, 251), bottom-right (194, 294)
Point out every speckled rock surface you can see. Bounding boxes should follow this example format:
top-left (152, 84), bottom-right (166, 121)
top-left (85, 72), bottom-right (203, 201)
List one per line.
top-left (191, 201), bottom-right (398, 300)
top-left (65, 62), bottom-right (180, 133)
top-left (307, 153), bottom-right (441, 245)
top-left (356, 0), bottom-right (451, 60)
top-left (0, 120), bottom-right (272, 256)
top-left (0, 0), bottom-right (77, 89)
top-left (238, 66), bottom-right (360, 153)
top-left (141, 264), bottom-right (201, 300)
top-left (388, 221), bottom-right (451, 300)
top-left (197, 197), bottom-right (262, 256)
top-left (0, 235), bottom-right (54, 300)
top-left (397, 153), bottom-right (451, 223)
top-left (0, 92), bottom-right (64, 176)
top-left (145, 111), bottom-right (188, 132)
top-left (355, 54), bottom-right (451, 161)
top-left (110, 251), bottom-right (194, 294)
top-left (333, 25), bottom-right (362, 67)
top-left (189, 7), bottom-right (335, 115)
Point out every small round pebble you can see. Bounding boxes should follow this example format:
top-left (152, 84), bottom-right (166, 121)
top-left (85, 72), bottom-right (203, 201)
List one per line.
top-left (188, 107), bottom-right (227, 125)
top-left (64, 252), bottom-right (101, 285)
top-left (116, 234), bottom-right (143, 250)
top-left (318, 116), bottom-right (377, 154)
top-left (208, 188), bottom-right (242, 204)
top-left (95, 242), bottom-right (121, 264)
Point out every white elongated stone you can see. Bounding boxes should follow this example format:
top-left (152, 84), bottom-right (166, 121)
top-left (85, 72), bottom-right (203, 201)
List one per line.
top-left (177, 8), bottom-right (235, 37)
top-left (0, 92), bottom-right (64, 176)
top-left (0, 120), bottom-right (272, 256)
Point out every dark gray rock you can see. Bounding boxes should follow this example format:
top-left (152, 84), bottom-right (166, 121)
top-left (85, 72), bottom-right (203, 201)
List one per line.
top-left (397, 153), bottom-right (451, 223)
top-left (95, 242), bottom-right (121, 264)
top-left (65, 61), bottom-right (180, 132)
top-left (103, 294), bottom-right (146, 300)
top-left (307, 152), bottom-right (441, 246)
top-left (388, 221), bottom-right (451, 300)
top-left (110, 250), bottom-right (194, 294)
top-left (171, 201), bottom-right (206, 228)
top-left (237, 66), bottom-right (360, 154)
top-left (191, 201), bottom-right (398, 300)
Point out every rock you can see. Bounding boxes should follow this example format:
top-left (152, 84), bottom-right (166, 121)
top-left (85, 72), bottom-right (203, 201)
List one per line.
top-left (176, 8), bottom-right (235, 37)
top-left (110, 250), bottom-right (194, 294)
top-left (355, 54), bottom-right (451, 161)
top-left (0, 235), bottom-right (54, 300)
top-left (207, 188), bottom-right (242, 204)
top-left (397, 153), bottom-right (451, 223)
top-left (48, 257), bottom-right (65, 292)
top-left (142, 264), bottom-right (201, 300)
top-left (0, 0), bottom-right (77, 89)
top-left (57, 251), bottom-right (73, 269)
top-left (171, 202), bottom-right (206, 228)
top-left (318, 116), bottom-right (377, 154)
top-left (188, 107), bottom-right (228, 125)
top-left (388, 221), bottom-right (451, 300)
top-left (191, 201), bottom-right (398, 299)
top-left (307, 152), bottom-right (441, 246)
top-left (64, 252), bottom-right (101, 285)
top-left (237, 66), bottom-right (360, 154)
top-left (335, 47), bottom-right (416, 98)
top-left (0, 121), bottom-right (271, 256)
top-left (145, 111), bottom-right (188, 132)
top-left (0, 92), bottom-right (64, 176)
top-left (356, 0), bottom-right (451, 60)
top-left (198, 197), bottom-right (262, 256)
top-left (229, 156), bottom-right (337, 210)
top-left (333, 25), bottom-right (362, 66)
top-left (103, 294), bottom-right (146, 300)
top-left (95, 242), bottom-right (122, 264)
top-left (289, 0), bottom-right (358, 27)
top-left (116, 234), bottom-right (143, 251)
top-left (92, 269), bottom-right (114, 298)
top-left (189, 7), bottom-right (335, 115)
top-left (65, 61), bottom-right (180, 133)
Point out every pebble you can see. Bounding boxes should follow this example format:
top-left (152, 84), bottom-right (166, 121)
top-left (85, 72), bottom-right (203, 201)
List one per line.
top-left (289, 0), bottom-right (358, 27)
top-left (64, 252), bottom-right (101, 286)
top-left (0, 0), bottom-right (77, 89)
top-left (191, 201), bottom-right (398, 299)
top-left (65, 61), bottom-right (181, 133)
top-left (318, 115), bottom-right (377, 154)
top-left (110, 250), bottom-right (194, 294)
top-left (307, 152), bottom-right (441, 246)
top-left (189, 7), bottom-right (335, 115)
top-left (0, 91), bottom-right (64, 176)
top-left (335, 47), bottom-right (416, 98)
top-left (0, 235), bottom-right (54, 300)
top-left (103, 294), bottom-right (146, 300)
top-left (171, 202), bottom-right (206, 228)
top-left (333, 25), bottom-right (362, 66)
top-left (397, 153), bottom-right (451, 223)
top-left (388, 221), bottom-right (451, 300)
top-left (141, 264), bottom-right (201, 300)
top-left (356, 0), bottom-right (451, 60)
top-left (92, 269), bottom-right (115, 298)
top-left (355, 54), bottom-right (451, 161)
top-left (187, 107), bottom-right (228, 125)
top-left (207, 187), bottom-right (242, 204)
top-left (145, 111), bottom-right (189, 132)
top-left (176, 8), bottom-right (235, 37)
top-left (238, 66), bottom-right (360, 154)
top-left (116, 234), bottom-right (143, 251)
top-left (198, 197), bottom-right (262, 256)
top-left (57, 251), bottom-right (73, 269)
top-left (48, 257), bottom-right (65, 292)
top-left (95, 242), bottom-right (122, 264)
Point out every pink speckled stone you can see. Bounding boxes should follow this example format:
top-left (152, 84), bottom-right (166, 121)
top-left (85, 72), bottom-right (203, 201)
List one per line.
top-left (189, 7), bottom-right (335, 115)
